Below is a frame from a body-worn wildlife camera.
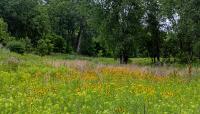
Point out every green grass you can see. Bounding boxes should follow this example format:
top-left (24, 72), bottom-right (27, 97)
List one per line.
top-left (45, 53), bottom-right (117, 64)
top-left (0, 49), bottom-right (200, 113)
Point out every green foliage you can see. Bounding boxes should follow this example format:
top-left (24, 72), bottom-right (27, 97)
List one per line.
top-left (0, 18), bottom-right (9, 45)
top-left (50, 34), bottom-right (66, 53)
top-left (97, 50), bottom-right (103, 57)
top-left (193, 41), bottom-right (200, 58)
top-left (23, 37), bottom-right (33, 53)
top-left (0, 0), bottom-right (200, 64)
top-left (0, 0), bottom-right (51, 46)
top-left (37, 37), bottom-right (54, 56)
top-left (48, 0), bottom-right (96, 54)
top-left (79, 32), bottom-right (96, 56)
top-left (95, 0), bottom-right (143, 64)
top-left (175, 0), bottom-right (200, 62)
top-left (7, 40), bottom-right (25, 54)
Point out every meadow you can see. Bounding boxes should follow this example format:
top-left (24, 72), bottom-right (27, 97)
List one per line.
top-left (0, 48), bottom-right (200, 114)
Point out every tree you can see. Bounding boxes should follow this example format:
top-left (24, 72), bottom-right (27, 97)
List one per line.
top-left (161, 0), bottom-right (200, 63)
top-left (0, 0), bottom-right (51, 46)
top-left (48, 0), bottom-right (96, 55)
top-left (142, 0), bottom-right (164, 63)
top-left (94, 0), bottom-right (143, 64)
top-left (176, 0), bottom-right (200, 63)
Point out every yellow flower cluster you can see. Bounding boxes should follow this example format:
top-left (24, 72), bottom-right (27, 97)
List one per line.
top-left (81, 71), bottom-right (99, 81)
top-left (76, 91), bottom-right (87, 97)
top-left (32, 86), bottom-right (57, 96)
top-left (131, 84), bottom-right (156, 96)
top-left (161, 91), bottom-right (175, 99)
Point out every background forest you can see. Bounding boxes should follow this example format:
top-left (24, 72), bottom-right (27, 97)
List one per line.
top-left (0, 0), bottom-right (199, 64)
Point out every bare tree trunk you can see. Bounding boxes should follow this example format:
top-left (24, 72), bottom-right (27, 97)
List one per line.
top-left (76, 38), bottom-right (81, 53)
top-left (76, 26), bottom-right (83, 54)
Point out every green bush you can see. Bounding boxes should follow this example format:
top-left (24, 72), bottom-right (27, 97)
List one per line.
top-left (22, 37), bottom-right (33, 53)
top-left (37, 38), bottom-right (54, 56)
top-left (7, 40), bottom-right (25, 54)
top-left (45, 34), bottom-right (71, 53)
top-left (0, 18), bottom-right (9, 45)
top-left (51, 34), bottom-right (66, 53)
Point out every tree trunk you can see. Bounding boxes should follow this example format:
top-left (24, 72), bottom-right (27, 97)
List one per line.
top-left (124, 55), bottom-right (128, 64)
top-left (156, 31), bottom-right (160, 62)
top-left (157, 53), bottom-right (160, 62)
top-left (120, 55), bottom-right (124, 64)
top-left (119, 54), bottom-right (128, 64)
top-left (76, 27), bottom-right (83, 54)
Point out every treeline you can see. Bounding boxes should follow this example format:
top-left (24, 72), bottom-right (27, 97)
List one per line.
top-left (0, 0), bottom-right (199, 64)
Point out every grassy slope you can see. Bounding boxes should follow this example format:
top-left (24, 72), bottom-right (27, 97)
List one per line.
top-left (0, 49), bottom-right (200, 113)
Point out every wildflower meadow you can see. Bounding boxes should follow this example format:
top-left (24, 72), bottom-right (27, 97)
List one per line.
top-left (0, 49), bottom-right (200, 114)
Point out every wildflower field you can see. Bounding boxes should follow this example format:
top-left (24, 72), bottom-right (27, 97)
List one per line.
top-left (0, 49), bottom-right (200, 114)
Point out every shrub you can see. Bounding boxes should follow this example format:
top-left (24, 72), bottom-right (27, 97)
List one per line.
top-left (7, 40), bottom-right (25, 54)
top-left (45, 34), bottom-right (71, 53)
top-left (0, 18), bottom-right (9, 46)
top-left (22, 37), bottom-right (33, 53)
top-left (51, 34), bottom-right (66, 53)
top-left (37, 38), bottom-right (54, 56)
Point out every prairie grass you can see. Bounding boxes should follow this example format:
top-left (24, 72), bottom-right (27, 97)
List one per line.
top-left (0, 49), bottom-right (200, 113)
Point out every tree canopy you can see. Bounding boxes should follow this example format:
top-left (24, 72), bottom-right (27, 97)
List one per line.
top-left (0, 0), bottom-right (199, 64)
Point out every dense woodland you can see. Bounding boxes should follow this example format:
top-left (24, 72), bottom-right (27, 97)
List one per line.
top-left (0, 0), bottom-right (199, 64)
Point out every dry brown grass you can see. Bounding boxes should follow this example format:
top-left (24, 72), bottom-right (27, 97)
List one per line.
top-left (48, 59), bottom-right (200, 78)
